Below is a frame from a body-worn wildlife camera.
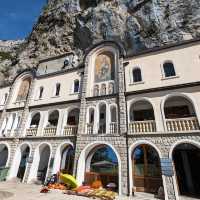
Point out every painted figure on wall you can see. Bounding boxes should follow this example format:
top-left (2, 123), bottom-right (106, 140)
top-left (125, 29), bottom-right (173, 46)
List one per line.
top-left (95, 52), bottom-right (114, 82)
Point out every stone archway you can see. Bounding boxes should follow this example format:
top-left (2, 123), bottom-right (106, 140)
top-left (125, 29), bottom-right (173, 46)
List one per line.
top-left (131, 144), bottom-right (163, 195)
top-left (9, 143), bottom-right (30, 182)
top-left (76, 142), bottom-right (122, 195)
top-left (0, 144), bottom-right (9, 168)
top-left (85, 145), bottom-right (118, 192)
top-left (172, 143), bottom-right (200, 198)
top-left (28, 143), bottom-right (51, 184)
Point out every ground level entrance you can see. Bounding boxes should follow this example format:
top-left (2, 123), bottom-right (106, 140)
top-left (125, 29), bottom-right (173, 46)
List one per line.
top-left (132, 144), bottom-right (163, 194)
top-left (85, 145), bottom-right (118, 192)
top-left (173, 143), bottom-right (200, 198)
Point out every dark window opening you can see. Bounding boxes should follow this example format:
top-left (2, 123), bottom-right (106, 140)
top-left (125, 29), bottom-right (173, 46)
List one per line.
top-left (163, 62), bottom-right (176, 77)
top-left (55, 84), bottom-right (61, 96)
top-left (39, 87), bottom-right (44, 99)
top-left (74, 80), bottom-right (79, 93)
top-left (133, 68), bottom-right (142, 82)
top-left (133, 109), bottom-right (155, 121)
top-left (164, 106), bottom-right (192, 119)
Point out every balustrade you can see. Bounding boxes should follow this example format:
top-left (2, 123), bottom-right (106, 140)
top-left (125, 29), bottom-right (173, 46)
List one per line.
top-left (129, 120), bottom-right (156, 134)
top-left (6, 129), bottom-right (12, 137)
top-left (166, 117), bottom-right (200, 132)
top-left (43, 126), bottom-right (57, 137)
top-left (87, 123), bottom-right (93, 134)
top-left (63, 125), bottom-right (78, 136)
top-left (26, 128), bottom-right (38, 137)
top-left (109, 122), bottom-right (118, 134)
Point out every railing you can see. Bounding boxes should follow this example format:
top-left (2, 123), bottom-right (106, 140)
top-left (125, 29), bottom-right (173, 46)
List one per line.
top-left (43, 127), bottom-right (57, 137)
top-left (26, 128), bottom-right (38, 137)
top-left (166, 117), bottom-right (200, 132)
top-left (6, 130), bottom-right (12, 137)
top-left (110, 122), bottom-right (118, 134)
top-left (63, 125), bottom-right (78, 136)
top-left (13, 129), bottom-right (19, 136)
top-left (87, 123), bottom-right (94, 134)
top-left (129, 120), bottom-right (156, 134)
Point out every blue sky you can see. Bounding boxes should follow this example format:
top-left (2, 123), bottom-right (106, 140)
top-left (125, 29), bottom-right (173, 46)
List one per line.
top-left (0, 0), bottom-right (46, 40)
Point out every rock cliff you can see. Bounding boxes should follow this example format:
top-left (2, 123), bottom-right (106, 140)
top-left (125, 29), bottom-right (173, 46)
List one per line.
top-left (0, 0), bottom-right (200, 83)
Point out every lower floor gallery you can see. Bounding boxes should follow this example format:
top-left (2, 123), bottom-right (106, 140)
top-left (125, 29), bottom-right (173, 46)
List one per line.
top-left (0, 135), bottom-right (200, 200)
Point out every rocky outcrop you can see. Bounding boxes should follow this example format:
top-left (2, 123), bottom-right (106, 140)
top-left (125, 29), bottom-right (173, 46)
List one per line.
top-left (0, 0), bottom-right (200, 84)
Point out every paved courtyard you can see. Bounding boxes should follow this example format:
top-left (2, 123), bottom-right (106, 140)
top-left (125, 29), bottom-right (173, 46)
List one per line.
top-left (0, 181), bottom-right (160, 200)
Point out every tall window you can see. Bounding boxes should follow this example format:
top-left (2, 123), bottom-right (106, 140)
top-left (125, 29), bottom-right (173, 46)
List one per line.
top-left (133, 68), bottom-right (142, 82)
top-left (74, 80), bottom-right (79, 93)
top-left (39, 87), bottom-right (44, 99)
top-left (3, 93), bottom-right (8, 104)
top-left (163, 62), bottom-right (176, 77)
top-left (55, 83), bottom-right (61, 96)
top-left (16, 78), bottom-right (31, 101)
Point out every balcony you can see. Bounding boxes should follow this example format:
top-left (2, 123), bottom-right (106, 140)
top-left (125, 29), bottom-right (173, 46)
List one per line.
top-left (109, 122), bottom-right (118, 134)
top-left (26, 128), bottom-right (38, 137)
top-left (63, 125), bottom-right (78, 136)
top-left (86, 123), bottom-right (94, 134)
top-left (43, 126), bottom-right (57, 137)
top-left (166, 117), bottom-right (200, 132)
top-left (7, 129), bottom-right (12, 137)
top-left (128, 120), bottom-right (157, 134)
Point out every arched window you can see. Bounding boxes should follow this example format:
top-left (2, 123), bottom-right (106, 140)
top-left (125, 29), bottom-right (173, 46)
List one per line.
top-left (163, 62), bottom-right (176, 77)
top-left (101, 84), bottom-right (106, 95)
top-left (55, 83), bottom-right (61, 96)
top-left (133, 68), bottom-right (142, 82)
top-left (74, 80), bottom-right (79, 93)
top-left (16, 78), bottom-right (31, 101)
top-left (94, 85), bottom-right (99, 96)
top-left (4, 93), bottom-right (8, 104)
top-left (39, 87), bottom-right (44, 99)
top-left (48, 110), bottom-right (59, 127)
top-left (1, 93), bottom-right (8, 105)
top-left (108, 82), bottom-right (114, 94)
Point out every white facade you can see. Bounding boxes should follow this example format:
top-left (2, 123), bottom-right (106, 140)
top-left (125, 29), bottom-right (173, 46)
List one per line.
top-left (0, 40), bottom-right (200, 199)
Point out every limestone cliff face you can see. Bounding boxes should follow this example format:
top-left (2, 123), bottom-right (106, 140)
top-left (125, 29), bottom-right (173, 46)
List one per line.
top-left (0, 0), bottom-right (200, 83)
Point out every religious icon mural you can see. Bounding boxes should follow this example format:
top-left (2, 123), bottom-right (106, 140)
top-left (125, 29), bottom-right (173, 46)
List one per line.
top-left (95, 52), bottom-right (114, 83)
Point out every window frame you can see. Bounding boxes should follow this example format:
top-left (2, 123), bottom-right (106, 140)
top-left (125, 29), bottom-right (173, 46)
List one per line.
top-left (73, 79), bottom-right (80, 93)
top-left (161, 61), bottom-right (179, 80)
top-left (38, 86), bottom-right (44, 99)
top-left (132, 67), bottom-right (143, 84)
top-left (54, 83), bottom-right (61, 97)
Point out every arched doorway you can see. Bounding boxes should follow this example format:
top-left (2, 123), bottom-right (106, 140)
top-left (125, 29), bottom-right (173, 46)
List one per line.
top-left (132, 144), bottom-right (162, 194)
top-left (85, 145), bottom-right (118, 192)
top-left (60, 145), bottom-right (74, 175)
top-left (0, 144), bottom-right (8, 168)
top-left (37, 145), bottom-right (51, 184)
top-left (17, 145), bottom-right (30, 181)
top-left (173, 143), bottom-right (200, 198)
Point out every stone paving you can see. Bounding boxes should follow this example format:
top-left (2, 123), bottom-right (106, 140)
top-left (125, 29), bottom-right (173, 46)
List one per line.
top-left (0, 181), bottom-right (160, 200)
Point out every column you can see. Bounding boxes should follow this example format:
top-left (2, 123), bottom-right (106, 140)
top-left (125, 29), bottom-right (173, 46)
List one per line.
top-left (153, 99), bottom-right (165, 132)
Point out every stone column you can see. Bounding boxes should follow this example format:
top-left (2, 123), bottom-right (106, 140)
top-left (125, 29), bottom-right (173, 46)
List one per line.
top-left (163, 176), bottom-right (177, 200)
top-left (153, 99), bottom-right (165, 132)
top-left (118, 58), bottom-right (127, 134)
top-left (23, 147), bottom-right (35, 183)
top-left (46, 144), bottom-right (57, 179)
